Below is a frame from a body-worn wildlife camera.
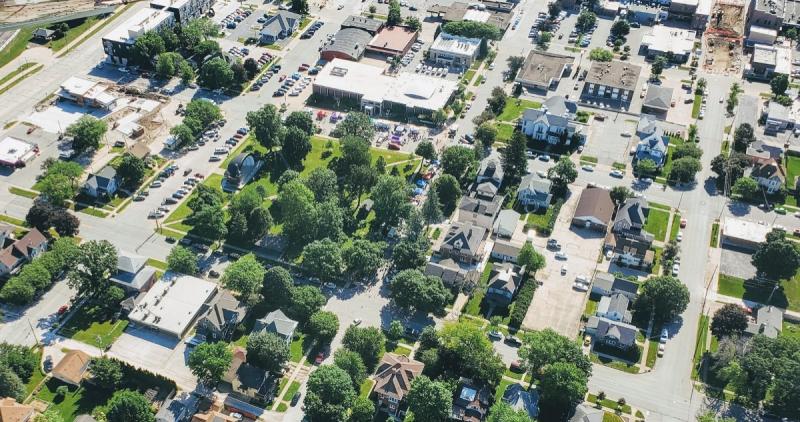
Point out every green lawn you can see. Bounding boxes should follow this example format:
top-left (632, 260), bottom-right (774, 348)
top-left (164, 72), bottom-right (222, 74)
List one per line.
top-left (0, 27), bottom-right (34, 70)
top-left (717, 273), bottom-right (800, 311)
top-left (526, 205), bottom-right (557, 231)
top-left (493, 378), bottom-right (513, 402)
top-left (691, 94), bottom-right (702, 118)
top-left (580, 155), bottom-right (598, 164)
top-left (584, 296), bottom-right (599, 318)
top-left (587, 393), bottom-right (632, 414)
top-left (285, 380), bottom-right (301, 399)
top-left (782, 321), bottom-right (800, 340)
top-left (164, 174), bottom-right (225, 225)
top-left (146, 258), bottom-right (168, 271)
top-left (289, 333), bottom-right (312, 363)
top-left (710, 222), bottom-right (719, 247)
top-left (359, 379), bottom-right (375, 398)
top-left (0, 214), bottom-right (27, 227)
top-left (8, 186), bottom-right (38, 199)
top-left (463, 263), bottom-right (495, 316)
top-left (0, 64), bottom-right (42, 95)
top-left (462, 69), bottom-right (476, 84)
top-left (692, 315), bottom-right (709, 379)
top-left (497, 99), bottom-right (542, 122)
top-left (604, 412), bottom-right (625, 422)
top-left (785, 155), bottom-right (800, 189)
top-left (648, 202), bottom-right (671, 211)
top-left (643, 209), bottom-right (670, 241)
top-left (646, 339), bottom-right (659, 368)
top-left (494, 122), bottom-right (515, 143)
top-left (668, 212), bottom-right (681, 241)
top-left (0, 63), bottom-right (37, 87)
top-left (49, 17), bottom-right (100, 51)
top-left (24, 347), bottom-right (46, 396)
top-left (36, 379), bottom-right (111, 422)
top-left (390, 343), bottom-right (413, 357)
top-left (58, 304), bottom-right (129, 349)
top-left (220, 135), bottom-right (268, 169)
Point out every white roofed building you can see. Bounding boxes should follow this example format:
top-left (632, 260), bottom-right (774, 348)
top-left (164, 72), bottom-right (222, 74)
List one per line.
top-left (747, 25), bottom-right (778, 46)
top-left (640, 27), bottom-right (696, 63)
top-left (58, 77), bottom-right (119, 109)
top-left (102, 8), bottom-right (175, 66)
top-left (428, 33), bottom-right (482, 68)
top-left (748, 42), bottom-right (792, 80)
top-left (721, 218), bottom-right (772, 251)
top-left (312, 58), bottom-right (458, 116)
top-left (0, 137), bottom-right (36, 168)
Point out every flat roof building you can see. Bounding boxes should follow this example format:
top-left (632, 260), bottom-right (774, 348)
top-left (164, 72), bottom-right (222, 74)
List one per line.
top-left (640, 27), bottom-right (696, 63)
top-left (515, 50), bottom-right (574, 91)
top-left (149, 0), bottom-right (212, 23)
top-left (428, 33), bottom-right (482, 68)
top-left (102, 8), bottom-right (175, 66)
top-left (748, 42), bottom-right (792, 80)
top-left (0, 136), bottom-right (36, 168)
top-left (128, 272), bottom-right (218, 337)
top-left (312, 58), bottom-right (458, 115)
top-left (747, 25), bottom-right (778, 46)
top-left (581, 61), bottom-right (641, 109)
top-left (721, 218), bottom-right (772, 251)
top-left (58, 76), bottom-right (119, 109)
top-left (367, 26), bottom-right (418, 56)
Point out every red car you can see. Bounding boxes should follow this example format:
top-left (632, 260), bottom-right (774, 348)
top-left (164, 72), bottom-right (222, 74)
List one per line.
top-left (279, 74), bottom-right (286, 82)
top-left (194, 173), bottom-right (205, 179)
top-left (57, 305), bottom-right (69, 315)
top-left (314, 352), bottom-right (325, 364)
top-left (680, 218), bottom-right (687, 228)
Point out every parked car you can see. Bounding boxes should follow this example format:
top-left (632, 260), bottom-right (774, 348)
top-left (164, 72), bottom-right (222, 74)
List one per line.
top-left (505, 336), bottom-right (522, 347)
top-left (487, 331), bottom-right (503, 341)
top-left (291, 392), bottom-right (301, 406)
top-left (660, 328), bottom-right (669, 343)
top-left (555, 251), bottom-right (568, 260)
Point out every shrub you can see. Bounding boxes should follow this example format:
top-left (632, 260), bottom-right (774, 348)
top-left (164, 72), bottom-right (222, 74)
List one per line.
top-left (509, 276), bottom-right (537, 328)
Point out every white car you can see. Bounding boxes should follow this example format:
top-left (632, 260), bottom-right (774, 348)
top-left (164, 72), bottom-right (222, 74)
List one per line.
top-left (209, 156), bottom-right (222, 162)
top-left (555, 251), bottom-right (568, 260)
top-left (561, 264), bottom-right (568, 275)
top-left (610, 170), bottom-right (624, 178)
top-left (537, 170), bottom-right (547, 178)
top-left (621, 131), bottom-right (631, 137)
top-left (672, 263), bottom-right (680, 276)
top-left (605, 249), bottom-right (614, 259)
top-left (150, 181), bottom-right (162, 188)
top-left (581, 164), bottom-right (594, 172)
top-left (676, 231), bottom-right (683, 242)
top-left (657, 343), bottom-right (665, 357)
top-left (573, 282), bottom-right (589, 292)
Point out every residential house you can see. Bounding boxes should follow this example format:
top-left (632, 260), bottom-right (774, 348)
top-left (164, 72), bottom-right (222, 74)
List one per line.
top-left (0, 398), bottom-right (33, 422)
top-left (744, 305), bottom-right (783, 338)
top-left (611, 198), bottom-right (653, 240)
top-left (570, 404), bottom-right (604, 422)
top-left (591, 272), bottom-right (639, 300)
top-left (437, 222), bottom-right (487, 265)
top-left (196, 289), bottom-right (247, 341)
top-left (476, 151), bottom-right (504, 188)
top-left (191, 396), bottom-right (238, 422)
top-left (424, 259), bottom-right (480, 291)
top-left (763, 100), bottom-right (795, 133)
top-left (605, 233), bottom-right (654, 269)
top-left (520, 97), bottom-right (584, 145)
top-left (490, 239), bottom-right (523, 263)
top-left (571, 187), bottom-right (615, 232)
top-left (485, 263), bottom-right (524, 307)
top-left (155, 398), bottom-right (188, 422)
top-left (52, 350), bottom-right (91, 386)
top-left (253, 309), bottom-right (298, 345)
top-left (451, 378), bottom-right (491, 422)
top-left (110, 251), bottom-right (158, 292)
top-left (222, 347), bottom-right (277, 402)
top-left (502, 384), bottom-right (539, 419)
top-left (585, 316), bottom-right (638, 350)
top-left (635, 115), bottom-right (670, 168)
top-left (474, 182), bottom-right (498, 200)
top-left (749, 159), bottom-right (785, 194)
top-left (596, 293), bottom-right (632, 323)
top-left (457, 195), bottom-right (503, 230)
top-left (516, 174), bottom-right (553, 211)
top-left (374, 353), bottom-right (424, 418)
top-left (0, 228), bottom-right (48, 277)
top-left (83, 166), bottom-right (118, 198)
top-left (493, 209), bottom-right (520, 239)
top-left (259, 11), bottom-right (300, 44)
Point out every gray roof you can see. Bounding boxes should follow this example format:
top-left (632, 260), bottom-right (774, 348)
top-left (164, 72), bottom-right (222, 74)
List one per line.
top-left (424, 259), bottom-right (480, 286)
top-left (476, 181), bottom-right (498, 198)
top-left (614, 197), bottom-right (649, 229)
top-left (110, 250), bottom-right (156, 291)
top-left (477, 151), bottom-right (504, 185)
top-left (493, 209), bottom-right (520, 234)
top-left (542, 95), bottom-right (578, 117)
top-left (487, 263), bottom-right (522, 295)
top-left (442, 222), bottom-right (487, 256)
top-left (745, 306), bottom-right (783, 338)
top-left (570, 404), bottom-right (604, 422)
top-left (585, 61), bottom-right (641, 90)
top-left (768, 100), bottom-right (791, 121)
top-left (254, 309), bottom-right (298, 339)
top-left (491, 239), bottom-right (523, 259)
top-left (85, 166), bottom-right (117, 190)
top-left (323, 28), bottom-right (373, 59)
top-left (516, 50), bottom-right (574, 87)
top-left (522, 107), bottom-right (569, 128)
top-left (598, 293), bottom-right (631, 318)
top-left (643, 85), bottom-right (673, 111)
top-left (637, 113), bottom-right (659, 135)
top-left (592, 272), bottom-right (639, 296)
top-left (518, 174), bottom-right (553, 197)
top-left (587, 316), bottom-right (638, 346)
top-left (261, 11), bottom-right (300, 37)
top-left (117, 251), bottom-right (147, 274)
top-left (502, 384), bottom-right (539, 418)
top-left (202, 289), bottom-right (245, 332)
top-left (341, 15), bottom-right (384, 33)
top-left (155, 399), bottom-right (186, 422)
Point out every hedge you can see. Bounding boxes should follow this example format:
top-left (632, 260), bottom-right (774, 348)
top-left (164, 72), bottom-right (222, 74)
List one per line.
top-left (509, 275), bottom-right (537, 328)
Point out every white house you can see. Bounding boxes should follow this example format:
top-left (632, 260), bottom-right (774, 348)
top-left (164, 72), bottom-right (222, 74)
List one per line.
top-left (520, 100), bottom-right (583, 145)
top-left (516, 174), bottom-right (553, 210)
top-left (749, 159), bottom-right (785, 194)
top-left (595, 293), bottom-right (631, 323)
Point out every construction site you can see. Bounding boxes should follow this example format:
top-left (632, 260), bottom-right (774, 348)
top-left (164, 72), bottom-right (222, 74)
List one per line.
top-left (702, 0), bottom-right (746, 75)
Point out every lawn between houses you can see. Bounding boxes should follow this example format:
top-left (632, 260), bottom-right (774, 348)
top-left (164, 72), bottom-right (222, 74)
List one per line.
top-left (717, 273), bottom-right (800, 312)
top-left (58, 303), bottom-right (129, 349)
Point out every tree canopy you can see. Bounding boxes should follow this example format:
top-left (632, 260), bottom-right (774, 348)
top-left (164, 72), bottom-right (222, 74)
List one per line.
top-left (246, 331), bottom-right (290, 373)
top-left (634, 275), bottom-right (690, 323)
top-left (187, 341), bottom-right (232, 386)
top-left (752, 231), bottom-right (800, 281)
top-left (390, 269), bottom-right (452, 315)
top-left (441, 20), bottom-right (502, 40)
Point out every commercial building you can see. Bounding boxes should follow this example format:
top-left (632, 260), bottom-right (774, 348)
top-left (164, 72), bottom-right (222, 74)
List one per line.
top-left (321, 27), bottom-right (374, 61)
top-left (366, 26), bottom-right (418, 56)
top-left (515, 50), bottom-right (574, 91)
top-left (580, 61), bottom-right (641, 108)
top-left (127, 273), bottom-right (218, 338)
top-left (427, 1), bottom-right (513, 30)
top-left (111, 251), bottom-right (158, 292)
top-left (642, 85), bottom-right (674, 114)
top-left (102, 8), bottom-right (175, 65)
top-left (747, 25), bottom-right (778, 46)
top-left (259, 11), bottom-right (300, 44)
top-left (312, 59), bottom-right (457, 116)
top-left (428, 33), bottom-right (481, 68)
top-left (721, 218), bottom-right (772, 251)
top-left (640, 27), bottom-right (696, 63)
top-left (748, 42), bottom-right (792, 80)
top-left (341, 15), bottom-right (384, 34)
top-left (149, 0), bottom-right (212, 24)
top-left (58, 77), bottom-right (119, 109)
top-left (572, 187), bottom-right (615, 231)
top-left (0, 136), bottom-right (36, 168)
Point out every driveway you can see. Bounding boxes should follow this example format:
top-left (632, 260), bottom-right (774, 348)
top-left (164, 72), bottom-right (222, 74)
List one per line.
top-left (107, 326), bottom-right (197, 391)
top-left (521, 186), bottom-right (606, 337)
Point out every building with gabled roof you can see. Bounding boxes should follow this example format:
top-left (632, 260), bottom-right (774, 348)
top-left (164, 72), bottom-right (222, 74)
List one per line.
top-left (749, 158), bottom-right (785, 194)
top-left (438, 222), bottom-right (487, 264)
top-left (111, 251), bottom-right (158, 292)
top-left (502, 384), bottom-right (539, 418)
top-left (517, 174), bottom-right (553, 211)
top-left (642, 85), bottom-right (673, 114)
top-left (591, 272), bottom-right (639, 300)
top-left (253, 309), bottom-right (298, 345)
top-left (52, 350), bottom-right (92, 386)
top-left (374, 353), bottom-right (424, 417)
top-left (476, 151), bottom-right (504, 188)
top-left (197, 289), bottom-right (246, 341)
top-left (585, 316), bottom-right (638, 350)
top-left (451, 378), bottom-right (491, 421)
top-left (485, 263), bottom-right (524, 306)
top-left (83, 166), bottom-right (118, 198)
top-left (341, 15), bottom-right (384, 34)
top-left (0, 398), bottom-right (34, 422)
top-left (0, 228), bottom-right (48, 277)
top-left (260, 11), bottom-right (300, 44)
top-left (572, 187), bottom-right (615, 232)
top-left (596, 293), bottom-right (632, 323)
top-left (744, 305), bottom-right (783, 338)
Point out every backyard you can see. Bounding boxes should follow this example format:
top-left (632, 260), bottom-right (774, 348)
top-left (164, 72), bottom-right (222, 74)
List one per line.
top-left (58, 303), bottom-right (129, 349)
top-left (497, 99), bottom-right (542, 122)
top-left (643, 209), bottom-right (670, 241)
top-left (36, 379), bottom-right (111, 422)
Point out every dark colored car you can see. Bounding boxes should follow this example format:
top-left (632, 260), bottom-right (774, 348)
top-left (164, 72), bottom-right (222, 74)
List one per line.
top-left (166, 237), bottom-right (177, 243)
top-left (209, 270), bottom-right (220, 278)
top-left (291, 392), bottom-right (301, 406)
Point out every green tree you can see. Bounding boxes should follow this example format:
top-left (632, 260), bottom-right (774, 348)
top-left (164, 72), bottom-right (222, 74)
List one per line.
top-left (349, 396), bottom-right (375, 422)
top-left (38, 174), bottom-right (74, 207)
top-left (390, 269), bottom-right (452, 315)
top-left (610, 186), bottom-right (633, 205)
top-left (155, 52), bottom-right (184, 78)
top-left (283, 126), bottom-right (312, 167)
top-left (519, 328), bottom-right (592, 376)
top-left (421, 187), bottom-right (444, 225)
top-left (432, 173), bottom-right (462, 216)
top-left (733, 123), bottom-right (756, 152)
top-left (304, 365), bottom-right (356, 421)
top-left (0, 365), bottom-right (25, 401)
top-left (576, 10), bottom-right (597, 32)
top-left (672, 142), bottom-right (703, 160)
top-left (438, 322), bottom-right (505, 386)
top-left (538, 362), bottom-right (589, 416)
top-left (16, 262), bottom-right (51, 293)
top-left (184, 99), bottom-right (222, 128)
top-left (106, 390), bottom-right (155, 422)
top-left (223, 253), bottom-right (266, 297)
top-left (0, 343), bottom-right (38, 381)
top-left (651, 55), bottom-right (668, 77)
top-left (405, 16), bottom-right (422, 31)
top-left (731, 177), bottom-right (760, 200)
top-left (90, 357), bottom-right (123, 390)
top-left (246, 103), bottom-right (284, 152)
top-left (170, 124), bottom-right (195, 147)
top-left (634, 275), bottom-right (690, 323)
top-left (371, 175), bottom-right (410, 228)
top-left (387, 0), bottom-right (402, 25)
top-left (191, 204), bottom-right (227, 241)
top-left (487, 401), bottom-right (531, 422)
top-left (0, 277), bottom-right (35, 305)
top-left (132, 31), bottom-right (165, 67)
top-left (517, 242), bottom-right (546, 276)
top-left (247, 331), bottom-right (290, 373)
top-left (188, 341), bottom-right (233, 386)
top-left (711, 303), bottom-right (749, 338)
top-left (302, 238), bottom-right (344, 281)
top-left (487, 86), bottom-right (507, 115)
top-left (475, 122), bottom-right (497, 151)
top-left (548, 156), bottom-right (578, 195)
top-left (392, 238), bottom-right (428, 270)
top-left (415, 141), bottom-right (437, 164)
top-left (115, 153), bottom-right (146, 190)
top-left (441, 21), bottom-right (501, 39)
top-left (406, 375), bottom-right (453, 422)
top-left (506, 55), bottom-right (525, 79)
top-left (752, 233), bottom-right (800, 281)
top-left (503, 131), bottom-right (528, 182)
top-left (387, 320), bottom-right (404, 343)
top-left (278, 180), bottom-right (316, 245)
top-left (288, 286), bottom-right (327, 323)
top-left (333, 348), bottom-right (367, 388)
top-left (771, 73), bottom-right (790, 95)
top-left (441, 145), bottom-right (476, 181)
top-left (304, 168), bottom-right (338, 203)
top-left (262, 267), bottom-right (295, 310)
top-left (66, 115), bottom-right (107, 154)
top-left (331, 112), bottom-right (375, 140)
top-left (636, 158), bottom-right (658, 175)
top-left (198, 57), bottom-right (234, 89)
top-left (611, 19), bottom-right (630, 37)
top-left (668, 157), bottom-right (702, 183)
top-left (291, 0), bottom-right (309, 14)
top-left (343, 240), bottom-right (384, 281)
top-left (67, 240), bottom-right (117, 298)
top-left (34, 409), bottom-right (64, 422)
top-left (308, 310), bottom-right (339, 344)
top-left (342, 325), bottom-right (386, 370)
top-left (285, 111), bottom-right (314, 136)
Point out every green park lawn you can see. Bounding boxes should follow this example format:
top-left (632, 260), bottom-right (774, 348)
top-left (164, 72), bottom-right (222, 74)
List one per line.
top-left (643, 209), bottom-right (670, 241)
top-left (494, 122), bottom-right (515, 143)
top-left (785, 155), bottom-right (800, 189)
top-left (58, 304), bottom-right (128, 349)
top-left (717, 274), bottom-right (800, 311)
top-left (0, 27), bottom-right (34, 69)
top-left (497, 99), bottom-right (542, 122)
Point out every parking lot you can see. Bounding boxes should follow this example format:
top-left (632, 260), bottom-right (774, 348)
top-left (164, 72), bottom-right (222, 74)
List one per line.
top-left (581, 115), bottom-right (639, 166)
top-left (108, 326), bottom-right (197, 390)
top-left (720, 248), bottom-right (758, 280)
top-left (521, 186), bottom-right (606, 336)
